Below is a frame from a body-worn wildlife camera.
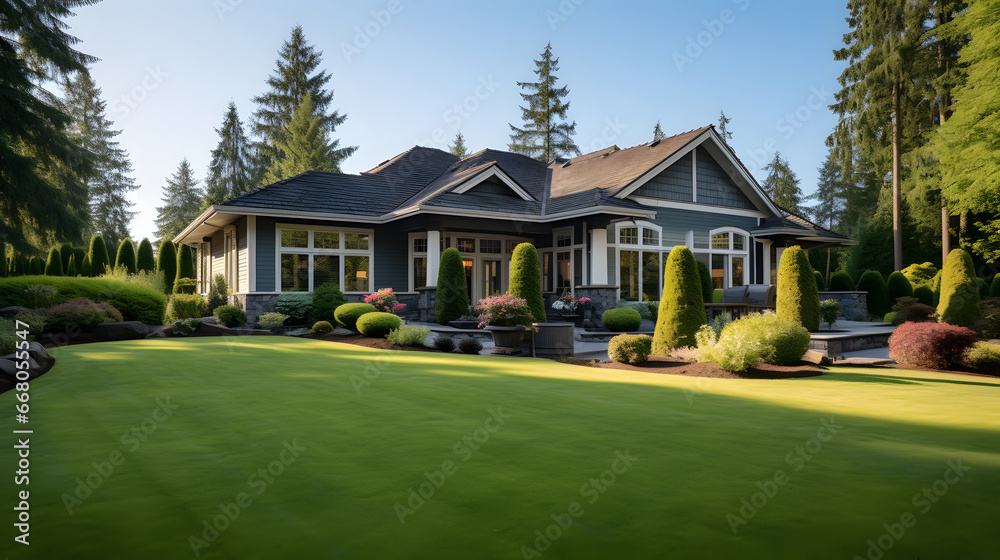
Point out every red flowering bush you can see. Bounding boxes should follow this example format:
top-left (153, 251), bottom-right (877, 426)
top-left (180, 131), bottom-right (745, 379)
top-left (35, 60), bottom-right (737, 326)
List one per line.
top-left (888, 321), bottom-right (978, 370)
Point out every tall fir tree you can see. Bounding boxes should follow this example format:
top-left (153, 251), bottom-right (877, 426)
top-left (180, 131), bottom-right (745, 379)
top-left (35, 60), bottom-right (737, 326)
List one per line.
top-left (652, 121), bottom-right (666, 142)
top-left (717, 110), bottom-right (733, 144)
top-left (63, 69), bottom-right (139, 249)
top-left (263, 94), bottom-right (340, 184)
top-left (252, 25), bottom-right (355, 184)
top-left (0, 0), bottom-right (95, 251)
top-left (508, 42), bottom-right (579, 162)
top-left (154, 159), bottom-right (204, 240)
top-left (805, 147), bottom-right (848, 280)
top-left (203, 102), bottom-right (253, 208)
top-left (449, 131), bottom-right (468, 158)
top-left (761, 153), bottom-right (803, 213)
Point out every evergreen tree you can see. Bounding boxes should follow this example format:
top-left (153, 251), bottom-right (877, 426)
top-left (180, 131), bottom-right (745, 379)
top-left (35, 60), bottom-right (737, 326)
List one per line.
top-left (156, 238), bottom-right (177, 294)
top-left (203, 102), bottom-right (253, 208)
top-left (805, 147), bottom-right (848, 280)
top-left (653, 246), bottom-right (707, 353)
top-left (59, 242), bottom-right (74, 271)
top-left (508, 42), bottom-right (579, 162)
top-left (63, 69), bottom-right (139, 248)
top-left (44, 247), bottom-right (63, 276)
top-left (154, 159), bottom-right (204, 240)
top-left (66, 254), bottom-right (77, 276)
top-left (87, 233), bottom-right (109, 276)
top-left (777, 246), bottom-right (821, 332)
top-left (508, 243), bottom-right (545, 324)
top-left (0, 0), bottom-right (95, 251)
top-left (435, 248), bottom-right (469, 325)
top-left (449, 131), bottom-right (469, 158)
top-left (115, 238), bottom-right (136, 274)
top-left (761, 152), bottom-right (803, 213)
top-left (175, 243), bottom-right (196, 290)
top-left (652, 121), bottom-right (666, 142)
top-left (263, 94), bottom-right (339, 184)
top-left (136, 238), bottom-right (155, 273)
top-left (251, 25), bottom-right (355, 183)
top-left (717, 110), bottom-right (733, 144)
top-left (81, 254), bottom-right (90, 277)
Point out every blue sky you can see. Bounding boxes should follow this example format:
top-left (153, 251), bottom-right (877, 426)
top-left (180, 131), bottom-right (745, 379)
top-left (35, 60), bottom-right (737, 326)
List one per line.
top-left (66, 0), bottom-right (850, 242)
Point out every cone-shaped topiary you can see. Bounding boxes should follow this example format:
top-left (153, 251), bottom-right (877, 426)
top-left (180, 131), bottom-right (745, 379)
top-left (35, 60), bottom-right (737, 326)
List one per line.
top-left (813, 270), bottom-right (825, 292)
top-left (828, 271), bottom-right (855, 291)
top-left (157, 238), bottom-right (177, 294)
top-left (59, 242), bottom-right (73, 272)
top-left (31, 256), bottom-right (44, 275)
top-left (509, 242), bottom-right (546, 323)
top-left (653, 246), bottom-right (707, 354)
top-left (136, 238), bottom-right (156, 273)
top-left (992, 275), bottom-right (1000, 298)
top-left (175, 243), bottom-right (196, 292)
top-left (886, 271), bottom-right (913, 307)
top-left (937, 248), bottom-right (983, 327)
top-left (87, 234), bottom-right (110, 276)
top-left (66, 254), bottom-right (78, 277)
top-left (44, 247), bottom-right (63, 276)
top-left (857, 270), bottom-right (889, 318)
top-left (81, 254), bottom-right (91, 277)
top-left (776, 246), bottom-right (820, 332)
top-left (696, 259), bottom-right (713, 303)
top-left (435, 248), bottom-right (469, 324)
top-left (115, 238), bottom-right (137, 274)
top-left (931, 270), bottom-right (942, 306)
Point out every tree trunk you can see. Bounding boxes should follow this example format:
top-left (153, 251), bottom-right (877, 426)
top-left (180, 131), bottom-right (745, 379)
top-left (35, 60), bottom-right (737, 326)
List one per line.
top-left (938, 2), bottom-right (950, 265)
top-left (825, 247), bottom-right (832, 286)
top-left (941, 201), bottom-right (950, 264)
top-left (892, 82), bottom-right (903, 272)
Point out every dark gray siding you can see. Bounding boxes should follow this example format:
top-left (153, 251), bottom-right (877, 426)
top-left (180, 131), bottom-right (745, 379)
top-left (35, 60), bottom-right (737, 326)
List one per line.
top-left (256, 217), bottom-right (276, 291)
top-left (696, 147), bottom-right (753, 209)
top-left (374, 224), bottom-right (409, 293)
top-left (634, 152), bottom-right (693, 201)
top-left (650, 207), bottom-right (758, 250)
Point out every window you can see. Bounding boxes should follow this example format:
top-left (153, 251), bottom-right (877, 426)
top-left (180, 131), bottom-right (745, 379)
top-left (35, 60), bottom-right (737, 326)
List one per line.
top-left (712, 232), bottom-right (729, 250)
top-left (313, 255), bottom-right (339, 288)
top-left (281, 254), bottom-right (309, 292)
top-left (542, 252), bottom-right (553, 292)
top-left (480, 239), bottom-right (501, 254)
top-left (345, 233), bottom-right (369, 250)
top-left (557, 252), bottom-right (571, 291)
top-left (457, 238), bottom-right (475, 252)
top-left (642, 252), bottom-right (660, 301)
top-left (619, 227), bottom-right (638, 245)
top-left (733, 234), bottom-right (745, 251)
top-left (413, 257), bottom-right (427, 288)
top-left (278, 225), bottom-right (373, 293)
top-left (413, 237), bottom-right (427, 253)
top-left (707, 228), bottom-right (750, 289)
top-left (281, 230), bottom-right (307, 248)
top-left (619, 250), bottom-right (639, 301)
top-left (556, 233), bottom-right (573, 247)
top-left (345, 255), bottom-right (369, 292)
top-left (314, 231), bottom-right (339, 249)
top-left (642, 229), bottom-right (660, 247)
top-left (506, 240), bottom-right (519, 254)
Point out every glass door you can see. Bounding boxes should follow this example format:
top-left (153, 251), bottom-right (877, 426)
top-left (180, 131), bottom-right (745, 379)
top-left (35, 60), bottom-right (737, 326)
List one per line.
top-left (463, 258), bottom-right (474, 307)
top-left (481, 259), bottom-right (501, 301)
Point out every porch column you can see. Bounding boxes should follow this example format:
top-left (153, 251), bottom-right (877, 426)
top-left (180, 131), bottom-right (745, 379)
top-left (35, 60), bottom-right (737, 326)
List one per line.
top-left (760, 239), bottom-right (773, 285)
top-left (427, 230), bottom-right (441, 286)
top-left (685, 230), bottom-right (695, 249)
top-left (590, 228), bottom-right (608, 284)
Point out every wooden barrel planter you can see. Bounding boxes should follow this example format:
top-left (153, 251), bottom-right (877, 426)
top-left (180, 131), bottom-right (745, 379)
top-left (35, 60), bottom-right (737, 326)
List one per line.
top-left (532, 322), bottom-right (575, 357)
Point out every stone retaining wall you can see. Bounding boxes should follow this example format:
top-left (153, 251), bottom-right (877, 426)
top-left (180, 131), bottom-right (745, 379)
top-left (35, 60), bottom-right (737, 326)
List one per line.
top-left (818, 291), bottom-right (869, 320)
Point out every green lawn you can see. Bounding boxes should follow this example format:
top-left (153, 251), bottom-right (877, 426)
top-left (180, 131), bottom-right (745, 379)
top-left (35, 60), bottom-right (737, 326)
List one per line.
top-left (5, 337), bottom-right (1000, 559)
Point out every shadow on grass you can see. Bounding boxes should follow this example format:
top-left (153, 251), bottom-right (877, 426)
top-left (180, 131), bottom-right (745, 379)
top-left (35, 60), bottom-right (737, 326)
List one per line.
top-left (821, 369), bottom-right (1000, 389)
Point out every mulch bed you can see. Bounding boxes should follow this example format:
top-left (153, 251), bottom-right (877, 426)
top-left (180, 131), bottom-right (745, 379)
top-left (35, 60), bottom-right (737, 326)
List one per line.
top-left (559, 355), bottom-right (822, 379)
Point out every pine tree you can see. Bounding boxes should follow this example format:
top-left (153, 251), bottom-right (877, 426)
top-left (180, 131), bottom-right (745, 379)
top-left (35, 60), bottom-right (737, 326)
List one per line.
top-left (0, 0), bottom-right (95, 251)
top-left (263, 94), bottom-right (340, 184)
top-left (508, 42), bottom-right (579, 162)
top-left (449, 131), bottom-right (468, 158)
top-left (251, 25), bottom-right (355, 183)
top-left (154, 159), bottom-right (204, 240)
top-left (63, 69), bottom-right (139, 249)
top-left (717, 110), bottom-right (733, 144)
top-left (805, 148), bottom-right (848, 281)
top-left (761, 152), bottom-right (803, 213)
top-left (652, 121), bottom-right (666, 142)
top-left (203, 102), bottom-right (253, 208)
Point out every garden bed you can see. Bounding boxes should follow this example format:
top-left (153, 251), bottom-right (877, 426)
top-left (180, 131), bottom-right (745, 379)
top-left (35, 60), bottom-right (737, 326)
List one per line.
top-left (560, 355), bottom-right (822, 379)
top-left (314, 332), bottom-right (442, 353)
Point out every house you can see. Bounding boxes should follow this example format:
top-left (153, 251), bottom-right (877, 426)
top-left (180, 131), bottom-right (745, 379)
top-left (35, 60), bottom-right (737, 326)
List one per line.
top-left (173, 125), bottom-right (854, 324)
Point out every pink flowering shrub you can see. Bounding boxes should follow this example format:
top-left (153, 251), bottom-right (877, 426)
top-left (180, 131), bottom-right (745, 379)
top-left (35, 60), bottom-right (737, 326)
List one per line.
top-left (475, 293), bottom-right (534, 327)
top-left (364, 288), bottom-right (406, 314)
top-left (888, 321), bottom-right (977, 370)
top-left (577, 297), bottom-right (592, 306)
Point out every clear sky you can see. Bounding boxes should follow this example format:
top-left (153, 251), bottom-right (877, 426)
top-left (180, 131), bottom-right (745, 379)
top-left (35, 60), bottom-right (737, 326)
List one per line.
top-left (65, 0), bottom-right (850, 242)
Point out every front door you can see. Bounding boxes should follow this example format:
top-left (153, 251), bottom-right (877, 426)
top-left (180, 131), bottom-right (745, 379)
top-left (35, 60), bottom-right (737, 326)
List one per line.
top-left (481, 259), bottom-right (501, 301)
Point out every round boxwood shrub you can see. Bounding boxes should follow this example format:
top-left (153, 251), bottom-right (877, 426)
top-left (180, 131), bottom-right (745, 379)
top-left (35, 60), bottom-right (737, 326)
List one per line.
top-left (608, 334), bottom-right (653, 364)
top-left (335, 303), bottom-right (377, 331)
top-left (311, 320), bottom-right (334, 335)
top-left (857, 269), bottom-right (889, 318)
top-left (776, 246), bottom-right (820, 332)
top-left (214, 304), bottom-right (247, 328)
top-left (696, 260), bottom-right (713, 303)
top-left (157, 238), bottom-right (177, 294)
top-left (886, 271), bottom-right (913, 306)
top-left (828, 271), bottom-right (855, 291)
top-left (116, 238), bottom-right (137, 274)
top-left (435, 247), bottom-right (469, 325)
top-left (813, 270), bottom-right (825, 292)
top-left (937, 248), bottom-right (983, 327)
top-left (913, 285), bottom-right (934, 306)
top-left (313, 281), bottom-right (347, 324)
top-left (257, 312), bottom-right (288, 331)
top-left (602, 307), bottom-right (641, 332)
top-left (356, 312), bottom-right (402, 338)
top-left (509, 243), bottom-right (546, 323)
top-left (755, 314), bottom-right (811, 365)
top-left (653, 246), bottom-right (707, 353)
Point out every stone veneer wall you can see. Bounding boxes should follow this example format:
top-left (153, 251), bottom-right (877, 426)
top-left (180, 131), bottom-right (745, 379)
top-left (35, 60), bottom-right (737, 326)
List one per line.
top-left (574, 285), bottom-right (619, 327)
top-left (232, 294), bottom-right (278, 327)
top-left (414, 287), bottom-right (437, 323)
top-left (818, 291), bottom-right (868, 320)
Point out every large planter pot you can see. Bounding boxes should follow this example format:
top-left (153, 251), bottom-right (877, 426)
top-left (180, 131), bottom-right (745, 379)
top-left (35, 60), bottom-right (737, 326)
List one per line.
top-left (532, 322), bottom-right (575, 357)
top-left (485, 325), bottom-right (525, 354)
top-left (448, 320), bottom-right (482, 330)
top-left (558, 313), bottom-right (583, 327)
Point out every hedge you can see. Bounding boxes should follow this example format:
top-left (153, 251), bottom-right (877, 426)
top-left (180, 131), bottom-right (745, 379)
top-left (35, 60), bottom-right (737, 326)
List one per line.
top-left (828, 271), bottom-right (855, 291)
top-left (66, 255), bottom-right (78, 277)
top-left (886, 271), bottom-right (913, 306)
top-left (0, 275), bottom-right (167, 324)
top-left (813, 270), bottom-right (825, 292)
top-left (335, 303), bottom-right (377, 331)
top-left (175, 244), bottom-right (196, 291)
top-left (913, 286), bottom-right (934, 306)
top-left (937, 248), bottom-right (982, 327)
top-left (213, 304), bottom-right (247, 328)
top-left (776, 246), bottom-right (820, 332)
top-left (653, 246), bottom-right (707, 353)
top-left (992, 275), bottom-right (1000, 298)
top-left (977, 278), bottom-right (990, 299)
top-left (356, 312), bottom-right (402, 338)
top-left (435, 248), bottom-right (469, 325)
top-left (857, 270), bottom-right (889, 318)
top-left (601, 308), bottom-right (642, 332)
top-left (509, 243), bottom-right (546, 323)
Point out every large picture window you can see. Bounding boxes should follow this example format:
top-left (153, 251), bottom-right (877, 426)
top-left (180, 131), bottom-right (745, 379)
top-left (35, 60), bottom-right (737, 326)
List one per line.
top-left (278, 225), bottom-right (373, 293)
top-left (706, 228), bottom-right (750, 289)
top-left (614, 221), bottom-right (667, 302)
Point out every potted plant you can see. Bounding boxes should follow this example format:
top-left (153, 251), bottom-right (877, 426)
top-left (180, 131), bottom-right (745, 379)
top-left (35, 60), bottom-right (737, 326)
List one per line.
top-left (551, 292), bottom-right (583, 326)
top-left (475, 293), bottom-right (534, 353)
top-left (365, 288), bottom-right (407, 315)
top-left (448, 310), bottom-right (483, 330)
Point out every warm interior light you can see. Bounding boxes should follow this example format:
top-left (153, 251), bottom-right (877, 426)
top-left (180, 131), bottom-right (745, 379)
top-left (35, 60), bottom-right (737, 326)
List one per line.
top-left (356, 271), bottom-right (367, 278)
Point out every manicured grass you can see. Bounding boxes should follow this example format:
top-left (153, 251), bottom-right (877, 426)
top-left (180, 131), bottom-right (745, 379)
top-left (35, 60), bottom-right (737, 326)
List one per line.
top-left (5, 337), bottom-right (1000, 559)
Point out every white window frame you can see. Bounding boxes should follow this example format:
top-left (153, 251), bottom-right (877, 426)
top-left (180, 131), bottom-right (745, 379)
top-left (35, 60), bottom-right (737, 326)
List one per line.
top-left (275, 223), bottom-right (375, 294)
top-left (224, 224), bottom-right (239, 294)
top-left (408, 232), bottom-right (429, 294)
top-left (708, 227), bottom-right (750, 288)
top-left (611, 221), bottom-right (669, 302)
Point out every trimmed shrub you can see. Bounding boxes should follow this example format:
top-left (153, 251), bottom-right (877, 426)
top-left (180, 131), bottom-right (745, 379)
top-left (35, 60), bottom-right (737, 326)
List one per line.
top-left (81, 255), bottom-right (91, 277)
top-left (712, 289), bottom-right (722, 303)
top-left (820, 299), bottom-right (840, 329)
top-left (913, 286), bottom-right (934, 306)
top-left (813, 270), bottom-right (825, 292)
top-left (173, 278), bottom-right (197, 295)
top-left (206, 273), bottom-right (228, 312)
top-left (58, 242), bottom-right (73, 272)
top-left (45, 298), bottom-right (124, 332)
top-left (828, 271), bottom-right (855, 291)
top-left (257, 312), bottom-right (288, 331)
top-left (167, 319), bottom-right (201, 337)
top-left (901, 262), bottom-right (938, 290)
top-left (776, 246), bottom-right (820, 332)
top-left (13, 309), bottom-right (48, 338)
top-left (175, 243), bottom-right (196, 291)
top-left (981, 298), bottom-right (1000, 339)
top-left (434, 336), bottom-right (456, 352)
top-left (311, 320), bottom-right (333, 335)
top-left (44, 247), bottom-right (63, 276)
top-left (884, 312), bottom-right (898, 324)
top-left (710, 324), bottom-right (764, 372)
top-left (888, 321), bottom-right (977, 370)
top-left (335, 302), bottom-right (377, 331)
top-left (617, 301), bottom-right (651, 320)
top-left (115, 239), bottom-right (137, 274)
top-left (886, 271), bottom-right (913, 305)
top-left (602, 307), bottom-right (642, 332)
top-left (275, 293), bottom-right (313, 324)
top-left (457, 337), bottom-right (483, 354)
top-left (136, 238), bottom-right (156, 273)
top-left (608, 334), bottom-right (653, 365)
top-left (937, 248), bottom-right (982, 327)
top-left (32, 256), bottom-right (44, 275)
top-left (167, 294), bottom-right (207, 322)
top-left (0, 275), bottom-right (166, 324)
top-left (313, 281), bottom-right (347, 324)
top-left (964, 342), bottom-right (1000, 369)
top-left (992, 276), bottom-right (1000, 298)
top-left (857, 270), bottom-right (889, 318)
top-left (387, 325), bottom-right (430, 347)
top-left (977, 278), bottom-right (990, 299)
top-left (156, 239), bottom-right (177, 294)
top-left (357, 312), bottom-right (401, 338)
top-left (890, 297), bottom-right (937, 325)
top-left (66, 255), bottom-right (78, 277)
top-left (509, 242), bottom-right (546, 323)
top-left (931, 270), bottom-right (942, 306)
top-left (696, 260), bottom-right (713, 303)
top-left (436, 247), bottom-right (469, 325)
top-left (88, 234), bottom-right (110, 277)
top-left (214, 305), bottom-right (246, 328)
top-left (653, 246), bottom-right (708, 353)
top-left (741, 313), bottom-right (810, 365)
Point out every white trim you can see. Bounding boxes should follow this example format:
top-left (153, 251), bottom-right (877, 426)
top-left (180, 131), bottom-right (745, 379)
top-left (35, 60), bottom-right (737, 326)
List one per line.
top-left (691, 147), bottom-right (698, 203)
top-left (611, 220), bottom-right (663, 248)
top-left (450, 166), bottom-right (535, 201)
top-left (627, 196), bottom-right (768, 218)
top-left (247, 215), bottom-right (257, 292)
top-left (426, 230), bottom-right (440, 287)
top-left (590, 228), bottom-right (608, 284)
top-left (614, 131), bottom-right (707, 200)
